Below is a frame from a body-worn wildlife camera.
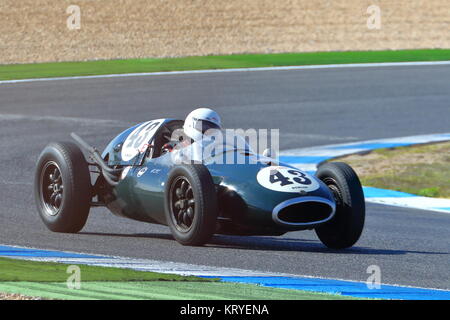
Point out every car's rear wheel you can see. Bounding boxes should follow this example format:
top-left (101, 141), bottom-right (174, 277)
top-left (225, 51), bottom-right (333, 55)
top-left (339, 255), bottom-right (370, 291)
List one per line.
top-left (164, 164), bottom-right (218, 246)
top-left (34, 142), bottom-right (92, 233)
top-left (314, 162), bottom-right (365, 249)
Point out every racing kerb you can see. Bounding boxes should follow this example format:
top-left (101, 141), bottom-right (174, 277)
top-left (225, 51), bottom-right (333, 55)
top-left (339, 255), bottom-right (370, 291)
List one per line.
top-left (1, 244), bottom-right (449, 300)
top-left (1, 133), bottom-right (450, 300)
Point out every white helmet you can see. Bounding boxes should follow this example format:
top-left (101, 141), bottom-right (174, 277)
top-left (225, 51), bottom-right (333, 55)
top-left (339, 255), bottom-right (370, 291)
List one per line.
top-left (183, 108), bottom-right (222, 142)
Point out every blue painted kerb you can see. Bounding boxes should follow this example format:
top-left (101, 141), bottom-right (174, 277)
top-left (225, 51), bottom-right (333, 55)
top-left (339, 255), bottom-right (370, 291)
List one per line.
top-left (0, 245), bottom-right (106, 259)
top-left (2, 245), bottom-right (449, 299)
top-left (215, 276), bottom-right (450, 300)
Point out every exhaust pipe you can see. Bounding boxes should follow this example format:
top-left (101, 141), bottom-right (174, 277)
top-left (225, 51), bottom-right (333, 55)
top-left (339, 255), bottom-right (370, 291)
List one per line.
top-left (71, 133), bottom-right (121, 186)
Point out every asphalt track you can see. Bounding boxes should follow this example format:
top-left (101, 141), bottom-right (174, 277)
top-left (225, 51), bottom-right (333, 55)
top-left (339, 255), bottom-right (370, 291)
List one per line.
top-left (0, 64), bottom-right (449, 290)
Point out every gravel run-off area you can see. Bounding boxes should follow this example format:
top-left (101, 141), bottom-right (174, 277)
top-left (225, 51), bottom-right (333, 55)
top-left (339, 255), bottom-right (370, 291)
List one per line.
top-left (0, 0), bottom-right (449, 64)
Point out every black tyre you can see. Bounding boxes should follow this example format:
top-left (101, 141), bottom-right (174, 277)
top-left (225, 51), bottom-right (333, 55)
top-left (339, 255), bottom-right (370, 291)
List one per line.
top-left (34, 142), bottom-right (91, 233)
top-left (164, 164), bottom-right (218, 246)
top-left (315, 162), bottom-right (365, 249)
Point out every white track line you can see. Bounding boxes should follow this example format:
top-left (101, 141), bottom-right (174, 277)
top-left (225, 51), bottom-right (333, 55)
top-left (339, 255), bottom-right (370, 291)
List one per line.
top-left (1, 61), bottom-right (449, 85)
top-left (0, 113), bottom-right (130, 126)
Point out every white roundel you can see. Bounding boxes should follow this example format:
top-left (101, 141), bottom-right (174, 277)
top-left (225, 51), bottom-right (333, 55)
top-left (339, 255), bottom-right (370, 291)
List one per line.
top-left (257, 166), bottom-right (320, 193)
top-left (121, 120), bottom-right (163, 161)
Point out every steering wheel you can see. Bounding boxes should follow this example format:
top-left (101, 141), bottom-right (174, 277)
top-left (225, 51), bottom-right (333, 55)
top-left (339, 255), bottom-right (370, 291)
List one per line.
top-left (161, 141), bottom-right (178, 155)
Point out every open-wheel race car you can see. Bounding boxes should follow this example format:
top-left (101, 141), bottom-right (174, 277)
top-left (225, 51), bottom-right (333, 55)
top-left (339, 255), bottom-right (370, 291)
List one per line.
top-left (34, 118), bottom-right (365, 249)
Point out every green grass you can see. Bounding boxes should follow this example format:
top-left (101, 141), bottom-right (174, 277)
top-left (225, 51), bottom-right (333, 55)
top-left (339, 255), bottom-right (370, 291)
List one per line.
top-left (0, 257), bottom-right (211, 282)
top-left (0, 257), bottom-right (357, 300)
top-left (340, 142), bottom-right (450, 198)
top-left (360, 163), bottom-right (450, 198)
top-left (1, 49), bottom-right (449, 81)
top-left (0, 281), bottom-right (357, 300)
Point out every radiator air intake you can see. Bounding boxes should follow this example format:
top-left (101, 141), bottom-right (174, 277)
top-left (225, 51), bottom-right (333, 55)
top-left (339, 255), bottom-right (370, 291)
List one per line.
top-left (272, 197), bottom-right (336, 226)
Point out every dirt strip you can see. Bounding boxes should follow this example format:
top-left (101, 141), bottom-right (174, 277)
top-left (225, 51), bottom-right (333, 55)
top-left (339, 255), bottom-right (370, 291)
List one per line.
top-left (0, 0), bottom-right (449, 64)
top-left (0, 292), bottom-right (43, 300)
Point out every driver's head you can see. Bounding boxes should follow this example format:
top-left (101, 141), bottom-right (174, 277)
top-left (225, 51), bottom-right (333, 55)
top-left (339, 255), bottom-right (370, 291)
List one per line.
top-left (183, 108), bottom-right (222, 142)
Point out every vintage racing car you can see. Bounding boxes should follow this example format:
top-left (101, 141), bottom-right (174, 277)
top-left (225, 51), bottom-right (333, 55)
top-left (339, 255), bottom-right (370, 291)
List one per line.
top-left (34, 118), bottom-right (365, 249)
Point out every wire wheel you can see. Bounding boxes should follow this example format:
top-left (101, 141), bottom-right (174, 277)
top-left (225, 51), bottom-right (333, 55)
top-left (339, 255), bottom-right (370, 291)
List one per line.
top-left (169, 176), bottom-right (195, 232)
top-left (40, 161), bottom-right (64, 216)
top-left (322, 177), bottom-right (343, 207)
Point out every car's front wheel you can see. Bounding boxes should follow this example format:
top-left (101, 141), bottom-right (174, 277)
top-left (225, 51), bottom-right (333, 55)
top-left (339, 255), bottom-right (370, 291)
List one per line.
top-left (34, 142), bottom-right (92, 233)
top-left (315, 162), bottom-right (365, 249)
top-left (164, 164), bottom-right (218, 246)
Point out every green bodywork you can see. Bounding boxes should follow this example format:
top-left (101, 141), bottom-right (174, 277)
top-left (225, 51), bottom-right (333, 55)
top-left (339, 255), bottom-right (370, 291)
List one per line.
top-left (101, 119), bottom-right (335, 235)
